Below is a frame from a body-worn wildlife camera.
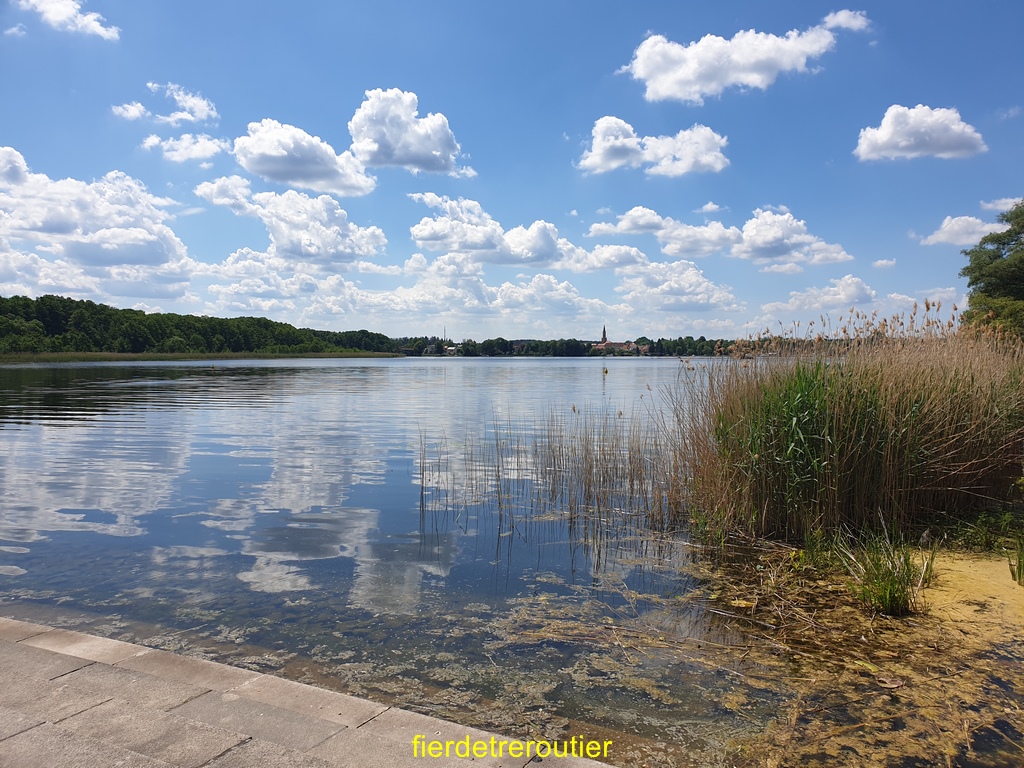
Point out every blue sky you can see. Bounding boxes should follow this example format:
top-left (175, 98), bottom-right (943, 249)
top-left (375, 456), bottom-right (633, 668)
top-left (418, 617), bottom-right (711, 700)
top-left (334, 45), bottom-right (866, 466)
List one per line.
top-left (1, 1), bottom-right (1021, 341)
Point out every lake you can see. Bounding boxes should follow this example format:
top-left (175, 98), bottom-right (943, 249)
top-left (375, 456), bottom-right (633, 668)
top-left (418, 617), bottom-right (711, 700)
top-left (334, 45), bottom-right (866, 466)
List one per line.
top-left (0, 356), bottom-right (772, 766)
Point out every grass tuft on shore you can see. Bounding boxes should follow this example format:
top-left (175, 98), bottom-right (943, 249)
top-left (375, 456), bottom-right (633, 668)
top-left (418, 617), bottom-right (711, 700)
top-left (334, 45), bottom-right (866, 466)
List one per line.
top-left (837, 532), bottom-right (934, 616)
top-left (1010, 535), bottom-right (1024, 586)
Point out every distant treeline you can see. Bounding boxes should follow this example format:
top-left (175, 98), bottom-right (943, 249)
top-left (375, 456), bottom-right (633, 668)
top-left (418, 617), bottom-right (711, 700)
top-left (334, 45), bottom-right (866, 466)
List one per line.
top-left (393, 335), bottom-right (734, 357)
top-left (0, 295), bottom-right (396, 355)
top-left (0, 295), bottom-right (735, 357)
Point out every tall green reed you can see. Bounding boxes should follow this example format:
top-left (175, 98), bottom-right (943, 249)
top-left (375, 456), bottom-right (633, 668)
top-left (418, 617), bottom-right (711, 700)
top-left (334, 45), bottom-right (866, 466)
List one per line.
top-left (683, 306), bottom-right (1024, 541)
top-left (421, 304), bottom-right (1024, 566)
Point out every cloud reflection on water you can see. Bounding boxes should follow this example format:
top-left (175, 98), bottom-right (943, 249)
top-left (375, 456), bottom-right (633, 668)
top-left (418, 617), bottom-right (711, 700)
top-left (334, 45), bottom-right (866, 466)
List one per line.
top-left (0, 358), bottom-right (687, 616)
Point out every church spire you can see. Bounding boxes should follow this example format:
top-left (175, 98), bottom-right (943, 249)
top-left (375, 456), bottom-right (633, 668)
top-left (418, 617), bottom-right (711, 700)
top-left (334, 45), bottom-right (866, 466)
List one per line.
top-left (601, 325), bottom-right (607, 344)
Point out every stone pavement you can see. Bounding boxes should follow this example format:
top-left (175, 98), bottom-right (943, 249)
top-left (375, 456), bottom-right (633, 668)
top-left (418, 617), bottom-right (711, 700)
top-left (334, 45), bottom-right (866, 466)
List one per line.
top-left (0, 617), bottom-right (611, 768)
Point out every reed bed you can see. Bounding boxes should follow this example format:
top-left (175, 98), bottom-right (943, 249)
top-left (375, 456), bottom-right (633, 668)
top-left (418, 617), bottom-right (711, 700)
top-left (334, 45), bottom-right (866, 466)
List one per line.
top-left (682, 306), bottom-right (1024, 542)
top-left (420, 307), bottom-right (1024, 548)
top-left (417, 402), bottom-right (688, 576)
top-left (418, 306), bottom-right (1024, 617)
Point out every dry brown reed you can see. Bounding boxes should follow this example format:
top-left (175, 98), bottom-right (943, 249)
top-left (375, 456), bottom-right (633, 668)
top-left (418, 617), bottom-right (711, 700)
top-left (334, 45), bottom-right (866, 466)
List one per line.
top-left (681, 304), bottom-right (1024, 542)
top-left (419, 303), bottom-right (1024, 555)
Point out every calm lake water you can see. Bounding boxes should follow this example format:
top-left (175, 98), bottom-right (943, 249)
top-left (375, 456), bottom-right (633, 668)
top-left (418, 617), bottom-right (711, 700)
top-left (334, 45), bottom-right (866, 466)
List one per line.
top-left (0, 356), bottom-right (772, 766)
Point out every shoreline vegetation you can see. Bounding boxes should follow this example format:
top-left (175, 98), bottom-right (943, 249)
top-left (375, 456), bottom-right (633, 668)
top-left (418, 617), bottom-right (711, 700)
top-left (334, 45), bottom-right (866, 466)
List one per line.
top-left (417, 302), bottom-right (1024, 765)
top-left (0, 349), bottom-right (402, 363)
top-left (686, 305), bottom-right (1024, 547)
top-left (0, 294), bottom-right (733, 359)
top-left (5, 290), bottom-right (1024, 763)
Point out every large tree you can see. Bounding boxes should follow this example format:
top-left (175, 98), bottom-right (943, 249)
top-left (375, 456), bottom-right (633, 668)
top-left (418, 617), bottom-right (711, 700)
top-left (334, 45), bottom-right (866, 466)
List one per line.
top-left (960, 200), bottom-right (1024, 335)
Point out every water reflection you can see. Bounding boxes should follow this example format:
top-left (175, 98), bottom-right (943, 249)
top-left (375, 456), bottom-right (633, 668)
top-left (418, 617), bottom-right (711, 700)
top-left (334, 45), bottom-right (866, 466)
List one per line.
top-left (1, 357), bottom-right (757, 761)
top-left (0, 358), bottom-right (693, 612)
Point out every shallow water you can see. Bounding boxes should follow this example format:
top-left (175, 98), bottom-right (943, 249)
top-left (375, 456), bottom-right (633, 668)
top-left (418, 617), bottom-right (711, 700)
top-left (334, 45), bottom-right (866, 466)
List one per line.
top-left (5, 357), bottom-right (1023, 767)
top-left (0, 356), bottom-right (770, 764)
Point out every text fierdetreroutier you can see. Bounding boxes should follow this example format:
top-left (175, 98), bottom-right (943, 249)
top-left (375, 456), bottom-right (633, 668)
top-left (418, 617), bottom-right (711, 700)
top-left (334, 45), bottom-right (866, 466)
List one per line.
top-left (411, 734), bottom-right (613, 760)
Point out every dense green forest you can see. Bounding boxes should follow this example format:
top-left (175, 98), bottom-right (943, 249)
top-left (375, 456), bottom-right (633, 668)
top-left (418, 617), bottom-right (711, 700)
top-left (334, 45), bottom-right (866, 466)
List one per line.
top-left (0, 294), bottom-right (735, 358)
top-left (0, 295), bottom-right (397, 355)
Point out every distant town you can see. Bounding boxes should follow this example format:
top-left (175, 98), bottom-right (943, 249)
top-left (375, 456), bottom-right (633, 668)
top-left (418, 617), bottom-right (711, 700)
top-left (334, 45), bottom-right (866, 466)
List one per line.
top-left (407, 324), bottom-right (730, 357)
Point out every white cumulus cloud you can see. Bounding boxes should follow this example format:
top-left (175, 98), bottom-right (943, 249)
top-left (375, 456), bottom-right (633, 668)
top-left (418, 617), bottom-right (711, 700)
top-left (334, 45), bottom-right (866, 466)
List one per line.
top-left (143, 134), bottom-right (230, 163)
top-left (409, 193), bottom-right (645, 272)
top-left (348, 88), bottom-right (474, 177)
top-left (732, 207), bottom-right (852, 266)
top-left (588, 206), bottom-right (741, 258)
top-left (621, 11), bottom-right (869, 104)
top-left (195, 176), bottom-right (386, 269)
top-left (408, 193), bottom-right (506, 255)
top-left (145, 82), bottom-right (218, 126)
top-left (493, 274), bottom-right (606, 317)
top-left (589, 205), bottom-right (850, 269)
top-left (0, 146), bottom-right (185, 268)
top-left (855, 105), bottom-right (987, 160)
top-left (616, 259), bottom-right (741, 312)
top-left (112, 83), bottom-right (220, 170)
top-left (761, 263), bottom-right (803, 274)
top-left (16, 0), bottom-right (119, 40)
top-left (233, 119), bottom-right (376, 197)
top-left (578, 117), bottom-right (729, 176)
top-left (762, 274), bottom-right (876, 313)
top-left (980, 197), bottom-right (1023, 212)
top-left (111, 101), bottom-right (148, 120)
top-left (920, 215), bottom-right (1008, 246)
top-left (823, 10), bottom-right (870, 31)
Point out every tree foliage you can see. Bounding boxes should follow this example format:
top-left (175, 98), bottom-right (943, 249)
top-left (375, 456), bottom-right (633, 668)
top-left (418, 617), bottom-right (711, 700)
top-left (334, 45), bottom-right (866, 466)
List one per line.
top-left (0, 295), bottom-right (398, 355)
top-left (1, 294), bottom-right (738, 358)
top-left (960, 200), bottom-right (1024, 335)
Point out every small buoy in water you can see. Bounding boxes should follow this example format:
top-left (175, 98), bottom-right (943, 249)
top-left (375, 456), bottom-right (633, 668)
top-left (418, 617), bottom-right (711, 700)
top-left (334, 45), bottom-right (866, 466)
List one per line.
top-left (603, 367), bottom-right (608, 375)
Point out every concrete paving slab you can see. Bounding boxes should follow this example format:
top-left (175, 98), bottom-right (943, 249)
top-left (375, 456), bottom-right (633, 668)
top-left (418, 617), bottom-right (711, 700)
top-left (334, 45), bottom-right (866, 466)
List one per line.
top-left (0, 616), bottom-right (52, 642)
top-left (170, 690), bottom-right (343, 752)
top-left (58, 699), bottom-right (248, 768)
top-left (355, 706), bottom-right (503, 750)
top-left (348, 709), bottom-right (611, 768)
top-left (0, 704), bottom-right (43, 741)
top-left (201, 735), bottom-right (340, 768)
top-left (230, 674), bottom-right (387, 727)
top-left (61, 662), bottom-right (210, 711)
top-left (21, 628), bottom-right (148, 664)
top-left (0, 619), bottom-right (617, 768)
top-left (308, 726), bottom-right (494, 768)
top-left (116, 649), bottom-right (261, 691)
top-left (0, 679), bottom-right (110, 724)
top-left (525, 757), bottom-right (614, 768)
top-left (0, 722), bottom-right (174, 768)
top-left (0, 639), bottom-right (93, 681)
